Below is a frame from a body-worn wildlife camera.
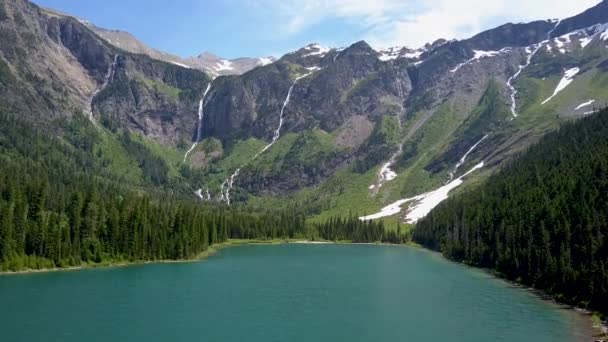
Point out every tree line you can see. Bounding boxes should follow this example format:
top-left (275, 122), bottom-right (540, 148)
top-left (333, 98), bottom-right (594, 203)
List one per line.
top-left (414, 108), bottom-right (608, 313)
top-left (0, 112), bottom-right (403, 271)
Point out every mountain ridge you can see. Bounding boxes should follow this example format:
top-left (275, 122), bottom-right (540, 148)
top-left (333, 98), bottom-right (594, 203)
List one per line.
top-left (2, 0), bottom-right (608, 226)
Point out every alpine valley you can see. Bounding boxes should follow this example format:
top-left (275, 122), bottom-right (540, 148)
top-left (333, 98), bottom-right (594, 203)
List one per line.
top-left (1, 0), bottom-right (608, 330)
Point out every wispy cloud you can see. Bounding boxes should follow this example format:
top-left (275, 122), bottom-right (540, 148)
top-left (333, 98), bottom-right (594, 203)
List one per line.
top-left (248, 0), bottom-right (602, 49)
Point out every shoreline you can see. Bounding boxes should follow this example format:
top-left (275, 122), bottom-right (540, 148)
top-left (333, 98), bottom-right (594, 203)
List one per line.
top-left (0, 239), bottom-right (291, 276)
top-left (0, 240), bottom-right (418, 276)
top-left (414, 247), bottom-right (608, 341)
top-left (1, 239), bottom-right (604, 340)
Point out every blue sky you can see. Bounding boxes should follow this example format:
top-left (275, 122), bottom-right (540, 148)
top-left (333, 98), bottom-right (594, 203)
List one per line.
top-left (34, 0), bottom-right (601, 59)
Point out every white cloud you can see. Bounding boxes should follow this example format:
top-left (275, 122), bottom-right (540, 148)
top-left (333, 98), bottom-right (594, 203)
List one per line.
top-left (251, 0), bottom-right (602, 48)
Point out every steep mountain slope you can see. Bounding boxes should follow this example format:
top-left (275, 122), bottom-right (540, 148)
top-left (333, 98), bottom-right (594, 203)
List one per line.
top-left (195, 0), bottom-right (608, 223)
top-left (3, 0), bottom-right (608, 226)
top-left (0, 0), bottom-right (213, 147)
top-left (414, 107), bottom-right (608, 314)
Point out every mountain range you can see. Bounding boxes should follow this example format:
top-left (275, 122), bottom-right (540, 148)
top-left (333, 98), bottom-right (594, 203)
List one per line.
top-left (1, 0), bottom-right (608, 227)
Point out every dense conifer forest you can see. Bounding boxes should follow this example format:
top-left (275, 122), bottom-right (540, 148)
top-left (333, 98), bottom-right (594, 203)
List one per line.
top-left (0, 112), bottom-right (395, 271)
top-left (414, 108), bottom-right (608, 313)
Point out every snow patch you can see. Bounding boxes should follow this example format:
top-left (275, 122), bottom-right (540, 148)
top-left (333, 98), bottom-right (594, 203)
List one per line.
top-left (305, 66), bottom-right (322, 72)
top-left (575, 99), bottom-right (595, 110)
top-left (371, 113), bottom-right (403, 191)
top-left (258, 57), bottom-right (274, 66)
top-left (359, 162), bottom-right (485, 223)
top-left (551, 22), bottom-right (608, 53)
top-left (171, 61), bottom-right (191, 69)
top-left (579, 37), bottom-right (592, 48)
top-left (376, 46), bottom-right (425, 62)
top-left (403, 50), bottom-right (424, 59)
top-left (376, 46), bottom-right (403, 61)
top-left (303, 44), bottom-right (331, 57)
top-left (450, 49), bottom-right (509, 73)
top-left (378, 163), bottom-right (397, 182)
top-left (541, 67), bottom-right (580, 105)
top-left (214, 60), bottom-right (234, 72)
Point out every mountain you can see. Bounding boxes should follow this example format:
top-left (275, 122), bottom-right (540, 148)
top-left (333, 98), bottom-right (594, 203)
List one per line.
top-left (2, 0), bottom-right (608, 227)
top-left (43, 7), bottom-right (274, 77)
top-left (80, 18), bottom-right (275, 77)
top-left (414, 107), bottom-right (608, 314)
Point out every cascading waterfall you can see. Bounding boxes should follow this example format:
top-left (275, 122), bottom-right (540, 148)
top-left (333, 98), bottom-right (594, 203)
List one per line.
top-left (254, 72), bottom-right (313, 159)
top-left (220, 168), bottom-right (241, 205)
top-left (195, 187), bottom-right (212, 201)
top-left (506, 20), bottom-right (560, 118)
top-left (370, 78), bottom-right (405, 191)
top-left (89, 54), bottom-right (119, 127)
top-left (506, 45), bottom-right (541, 118)
top-left (220, 72), bottom-right (314, 204)
top-left (447, 135), bottom-right (488, 182)
top-left (184, 83), bottom-right (212, 162)
top-left (396, 79), bottom-right (405, 99)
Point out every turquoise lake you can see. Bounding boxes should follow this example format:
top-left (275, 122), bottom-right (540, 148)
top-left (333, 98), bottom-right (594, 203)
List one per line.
top-left (0, 244), bottom-right (590, 341)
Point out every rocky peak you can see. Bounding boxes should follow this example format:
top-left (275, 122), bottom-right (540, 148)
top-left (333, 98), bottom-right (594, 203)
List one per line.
top-left (551, 0), bottom-right (608, 38)
top-left (464, 20), bottom-right (555, 51)
top-left (343, 40), bottom-right (375, 55)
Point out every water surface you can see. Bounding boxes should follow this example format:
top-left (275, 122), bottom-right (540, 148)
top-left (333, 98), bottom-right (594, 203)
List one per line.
top-left (0, 244), bottom-right (589, 341)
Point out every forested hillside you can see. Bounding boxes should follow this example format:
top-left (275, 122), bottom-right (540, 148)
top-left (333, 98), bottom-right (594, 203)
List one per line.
top-left (0, 112), bottom-right (400, 272)
top-left (414, 107), bottom-right (608, 313)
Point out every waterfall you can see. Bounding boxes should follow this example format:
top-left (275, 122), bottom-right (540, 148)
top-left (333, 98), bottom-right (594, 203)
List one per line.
top-left (375, 113), bottom-right (403, 189)
top-left (89, 54), bottom-right (119, 127)
top-left (221, 72), bottom-right (313, 204)
top-left (254, 72), bottom-right (313, 159)
top-left (220, 168), bottom-right (241, 205)
top-left (506, 20), bottom-right (560, 118)
top-left (370, 78), bottom-right (405, 191)
top-left (396, 79), bottom-right (405, 99)
top-left (194, 187), bottom-right (212, 201)
top-left (184, 83), bottom-right (212, 163)
top-left (447, 135), bottom-right (488, 182)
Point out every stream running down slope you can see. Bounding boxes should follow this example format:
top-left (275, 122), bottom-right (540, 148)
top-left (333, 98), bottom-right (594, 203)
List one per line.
top-left (89, 54), bottom-right (119, 127)
top-left (184, 83), bottom-right (212, 163)
top-left (220, 72), bottom-right (314, 205)
top-left (506, 20), bottom-right (561, 118)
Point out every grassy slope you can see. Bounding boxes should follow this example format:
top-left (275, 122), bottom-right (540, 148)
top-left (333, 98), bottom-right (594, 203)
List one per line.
top-left (91, 43), bottom-right (606, 231)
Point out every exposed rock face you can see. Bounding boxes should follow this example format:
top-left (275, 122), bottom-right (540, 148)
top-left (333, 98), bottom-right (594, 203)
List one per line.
top-left (2, 0), bottom-right (608, 199)
top-left (0, 0), bottom-right (211, 146)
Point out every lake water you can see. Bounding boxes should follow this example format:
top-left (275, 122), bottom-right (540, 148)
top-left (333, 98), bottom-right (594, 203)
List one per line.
top-left (0, 244), bottom-right (590, 341)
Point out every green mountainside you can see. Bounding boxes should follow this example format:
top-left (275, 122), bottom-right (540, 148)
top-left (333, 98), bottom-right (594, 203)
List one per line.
top-left (415, 108), bottom-right (608, 314)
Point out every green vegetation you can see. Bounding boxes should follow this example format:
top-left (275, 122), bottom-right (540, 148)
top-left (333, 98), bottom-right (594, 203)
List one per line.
top-left (426, 80), bottom-right (510, 174)
top-left (0, 112), bottom-right (407, 272)
top-left (414, 108), bottom-right (608, 314)
top-left (354, 115), bottom-right (401, 174)
top-left (341, 72), bottom-right (379, 103)
top-left (139, 77), bottom-right (181, 102)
